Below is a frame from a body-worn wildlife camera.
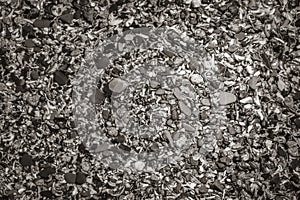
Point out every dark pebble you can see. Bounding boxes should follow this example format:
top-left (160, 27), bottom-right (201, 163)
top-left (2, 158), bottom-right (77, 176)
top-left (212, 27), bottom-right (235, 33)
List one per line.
top-left (211, 180), bottom-right (224, 192)
top-left (295, 19), bottom-right (300, 27)
top-left (293, 91), bottom-right (300, 100)
top-left (54, 70), bottom-right (69, 85)
top-left (199, 185), bottom-right (208, 193)
top-left (94, 89), bottom-right (105, 104)
top-left (24, 39), bottom-right (35, 48)
top-left (64, 173), bottom-right (76, 184)
top-left (33, 19), bottom-right (52, 28)
top-left (119, 144), bottom-right (131, 151)
top-left (20, 153), bottom-right (33, 167)
top-left (60, 14), bottom-right (73, 24)
top-left (30, 70), bottom-right (39, 80)
top-left (271, 174), bottom-right (280, 184)
top-left (40, 190), bottom-right (54, 198)
top-left (39, 166), bottom-right (56, 179)
top-left (295, 118), bottom-right (300, 129)
top-left (102, 109), bottom-right (110, 120)
top-left (277, 145), bottom-right (287, 157)
top-left (290, 159), bottom-right (300, 169)
top-left (76, 172), bottom-right (86, 185)
top-left (200, 176), bottom-right (207, 184)
top-left (162, 49), bottom-right (176, 57)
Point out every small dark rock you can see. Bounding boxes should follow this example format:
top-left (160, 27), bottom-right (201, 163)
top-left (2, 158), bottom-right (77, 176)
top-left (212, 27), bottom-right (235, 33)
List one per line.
top-left (295, 118), bottom-right (300, 129)
top-left (119, 144), bottom-right (131, 151)
top-left (271, 174), bottom-right (280, 184)
top-left (200, 176), bottom-right (207, 184)
top-left (290, 159), bottom-right (300, 169)
top-left (64, 173), bottom-right (76, 184)
top-left (39, 166), bottom-right (56, 179)
top-left (20, 153), bottom-right (33, 167)
top-left (199, 185), bottom-right (208, 193)
top-left (295, 19), bottom-right (300, 27)
top-left (162, 49), bottom-right (176, 57)
top-left (33, 19), bottom-right (51, 28)
top-left (94, 89), bottom-right (105, 104)
top-left (40, 190), bottom-right (54, 198)
top-left (24, 39), bottom-right (35, 48)
top-left (60, 13), bottom-right (73, 24)
top-left (293, 91), bottom-right (300, 100)
top-left (102, 109), bottom-right (110, 120)
top-left (211, 180), bottom-right (224, 192)
top-left (54, 70), bottom-right (69, 85)
top-left (277, 145), bottom-right (287, 157)
top-left (76, 172), bottom-right (86, 185)
top-left (30, 71), bottom-right (39, 80)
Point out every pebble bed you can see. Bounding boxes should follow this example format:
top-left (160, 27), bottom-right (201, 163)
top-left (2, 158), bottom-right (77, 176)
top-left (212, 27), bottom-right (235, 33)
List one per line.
top-left (0, 0), bottom-right (300, 199)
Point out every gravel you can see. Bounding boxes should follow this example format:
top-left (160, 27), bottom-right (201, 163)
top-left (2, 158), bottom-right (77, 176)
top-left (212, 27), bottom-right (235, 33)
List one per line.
top-left (1, 0), bottom-right (300, 199)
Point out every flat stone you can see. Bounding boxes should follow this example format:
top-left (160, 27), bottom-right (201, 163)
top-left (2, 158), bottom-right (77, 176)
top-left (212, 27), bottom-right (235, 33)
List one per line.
top-left (219, 92), bottom-right (236, 105)
top-left (33, 19), bottom-right (51, 28)
top-left (182, 123), bottom-right (195, 132)
top-left (240, 97), bottom-right (253, 104)
top-left (178, 101), bottom-right (192, 116)
top-left (40, 191), bottom-right (53, 198)
top-left (173, 88), bottom-right (184, 100)
top-left (155, 89), bottom-right (165, 95)
top-left (199, 185), bottom-right (208, 193)
top-left (20, 153), bottom-right (33, 167)
top-left (76, 172), bottom-right (86, 185)
top-left (248, 76), bottom-right (258, 90)
top-left (64, 173), bottom-right (76, 184)
top-left (190, 74), bottom-right (203, 85)
top-left (201, 98), bottom-right (210, 106)
top-left (235, 32), bottom-right (245, 41)
top-left (150, 80), bottom-right (160, 88)
top-left (211, 180), bottom-right (224, 192)
top-left (60, 13), bottom-right (73, 24)
top-left (162, 49), bottom-right (176, 57)
top-left (109, 78), bottom-right (127, 93)
top-left (27, 94), bottom-right (40, 106)
top-left (30, 70), bottom-right (39, 80)
top-left (40, 167), bottom-right (56, 179)
top-left (293, 91), bottom-right (300, 100)
top-left (295, 118), bottom-right (300, 129)
top-left (171, 109), bottom-right (179, 120)
top-left (134, 160), bottom-right (145, 171)
top-left (95, 143), bottom-right (110, 152)
top-left (94, 89), bottom-right (105, 104)
top-left (107, 127), bottom-right (118, 136)
top-left (54, 71), bottom-right (69, 85)
top-left (24, 39), bottom-right (35, 48)
top-left (102, 109), bottom-right (110, 120)
top-left (150, 142), bottom-right (159, 151)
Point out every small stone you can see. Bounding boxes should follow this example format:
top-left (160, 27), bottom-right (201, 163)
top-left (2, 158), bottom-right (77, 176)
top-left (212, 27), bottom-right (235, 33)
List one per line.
top-left (102, 109), bottom-right (110, 120)
top-left (190, 74), bottom-right (204, 85)
top-left (64, 173), bottom-right (76, 184)
top-left (150, 80), bottom-right (160, 88)
top-left (201, 98), bottom-right (210, 106)
top-left (277, 79), bottom-right (286, 91)
top-left (95, 143), bottom-right (110, 152)
top-left (76, 172), bottom-right (86, 185)
top-left (191, 0), bottom-right (201, 8)
top-left (33, 19), bottom-right (51, 28)
top-left (294, 118), bottom-right (300, 129)
top-left (173, 88), bottom-right (184, 100)
top-left (60, 13), bottom-right (73, 24)
top-left (219, 92), bottom-right (237, 105)
top-left (39, 167), bottom-right (56, 179)
top-left (162, 49), bottom-right (176, 57)
top-left (227, 44), bottom-right (239, 53)
top-left (54, 71), bottom-right (69, 85)
top-left (40, 191), bottom-right (53, 198)
top-left (211, 180), bottom-right (224, 192)
top-left (248, 77), bottom-right (258, 90)
top-left (178, 101), bottom-right (192, 116)
top-left (20, 153), bottom-right (33, 167)
top-left (27, 94), bottom-right (40, 106)
top-left (293, 91), bottom-right (300, 100)
top-left (199, 185), bottom-right (208, 193)
top-left (30, 71), bottom-right (39, 80)
top-left (94, 89), bottom-right (105, 104)
top-left (155, 88), bottom-right (165, 95)
top-left (150, 142), bottom-right (159, 151)
top-left (109, 78), bottom-right (127, 93)
top-left (23, 39), bottom-right (35, 48)
top-left (295, 19), bottom-right (300, 27)
top-left (235, 32), bottom-right (245, 41)
top-left (240, 97), bottom-right (253, 104)
top-left (134, 160), bottom-right (145, 171)
top-left (182, 123), bottom-right (195, 132)
top-left (107, 127), bottom-right (118, 136)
